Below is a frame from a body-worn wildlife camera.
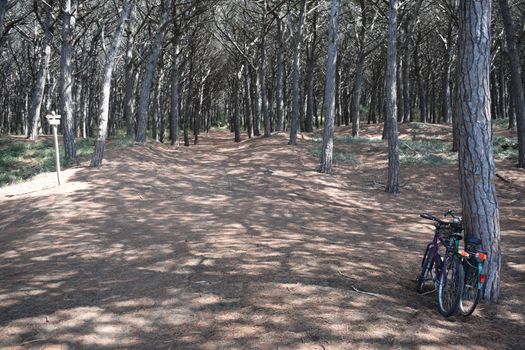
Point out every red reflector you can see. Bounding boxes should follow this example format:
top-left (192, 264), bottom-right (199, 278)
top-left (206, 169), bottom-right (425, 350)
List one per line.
top-left (477, 253), bottom-right (487, 261)
top-left (480, 274), bottom-right (486, 284)
top-left (460, 250), bottom-right (469, 257)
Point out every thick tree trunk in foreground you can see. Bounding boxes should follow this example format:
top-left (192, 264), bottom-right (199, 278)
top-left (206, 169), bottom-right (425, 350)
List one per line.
top-left (289, 0), bottom-right (307, 145)
top-left (90, 0), bottom-right (132, 167)
top-left (385, 0), bottom-right (400, 193)
top-left (457, 0), bottom-right (501, 302)
top-left (318, 0), bottom-right (340, 174)
top-left (499, 0), bottom-right (525, 168)
top-left (60, 0), bottom-right (78, 160)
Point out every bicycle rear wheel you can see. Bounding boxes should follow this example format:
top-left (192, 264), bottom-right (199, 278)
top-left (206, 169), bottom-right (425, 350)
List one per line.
top-left (437, 255), bottom-right (464, 317)
top-left (417, 246), bottom-right (435, 294)
top-left (459, 259), bottom-right (481, 316)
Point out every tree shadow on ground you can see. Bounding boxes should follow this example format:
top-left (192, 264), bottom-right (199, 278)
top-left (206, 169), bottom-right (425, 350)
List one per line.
top-left (0, 129), bottom-right (523, 349)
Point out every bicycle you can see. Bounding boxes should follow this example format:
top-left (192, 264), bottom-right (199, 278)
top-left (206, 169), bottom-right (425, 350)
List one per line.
top-left (416, 210), bottom-right (464, 317)
top-left (458, 237), bottom-right (487, 316)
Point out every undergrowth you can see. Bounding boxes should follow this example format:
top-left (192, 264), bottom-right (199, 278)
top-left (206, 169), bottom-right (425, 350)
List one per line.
top-left (493, 135), bottom-right (518, 161)
top-left (0, 136), bottom-right (131, 187)
top-left (399, 139), bottom-right (456, 165)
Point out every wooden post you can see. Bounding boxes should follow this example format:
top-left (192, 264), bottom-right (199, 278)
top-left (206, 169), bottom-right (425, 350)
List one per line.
top-left (46, 111), bottom-right (62, 186)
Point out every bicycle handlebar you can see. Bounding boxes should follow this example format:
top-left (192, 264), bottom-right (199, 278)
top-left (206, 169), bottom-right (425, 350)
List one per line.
top-left (420, 213), bottom-right (460, 226)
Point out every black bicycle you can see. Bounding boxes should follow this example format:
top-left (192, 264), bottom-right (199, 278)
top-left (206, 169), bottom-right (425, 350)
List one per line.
top-left (416, 210), bottom-right (464, 317)
top-left (458, 236), bottom-right (487, 316)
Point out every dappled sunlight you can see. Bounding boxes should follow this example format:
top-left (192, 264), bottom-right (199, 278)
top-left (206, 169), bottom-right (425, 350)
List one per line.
top-left (1, 129), bottom-right (523, 349)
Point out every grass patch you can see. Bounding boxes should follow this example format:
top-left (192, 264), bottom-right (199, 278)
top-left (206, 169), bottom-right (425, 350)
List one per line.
top-left (309, 147), bottom-right (359, 165)
top-left (399, 139), bottom-right (456, 165)
top-left (492, 118), bottom-right (511, 129)
top-left (493, 135), bottom-right (518, 161)
top-left (0, 135), bottom-right (131, 187)
top-left (335, 135), bottom-right (383, 144)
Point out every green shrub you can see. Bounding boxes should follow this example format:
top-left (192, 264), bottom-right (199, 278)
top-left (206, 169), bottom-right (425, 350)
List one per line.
top-left (399, 140), bottom-right (456, 165)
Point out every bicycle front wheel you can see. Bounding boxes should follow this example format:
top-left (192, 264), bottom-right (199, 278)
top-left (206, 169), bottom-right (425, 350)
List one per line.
top-left (437, 255), bottom-right (464, 317)
top-left (459, 260), bottom-right (481, 316)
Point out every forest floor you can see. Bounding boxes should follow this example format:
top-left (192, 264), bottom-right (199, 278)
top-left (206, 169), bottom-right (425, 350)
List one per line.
top-left (0, 124), bottom-right (524, 350)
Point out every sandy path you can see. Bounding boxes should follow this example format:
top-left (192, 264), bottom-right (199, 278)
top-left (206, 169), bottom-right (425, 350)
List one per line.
top-left (0, 129), bottom-right (523, 349)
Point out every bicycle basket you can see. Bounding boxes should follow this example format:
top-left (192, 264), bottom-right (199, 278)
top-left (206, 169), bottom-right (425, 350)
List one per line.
top-left (437, 224), bottom-right (454, 238)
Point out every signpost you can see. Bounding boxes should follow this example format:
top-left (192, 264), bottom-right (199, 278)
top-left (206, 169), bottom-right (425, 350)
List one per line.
top-left (45, 111), bottom-right (62, 186)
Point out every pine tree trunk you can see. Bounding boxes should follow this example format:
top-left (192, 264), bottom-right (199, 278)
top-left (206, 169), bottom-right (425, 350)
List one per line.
top-left (457, 0), bottom-right (501, 302)
top-left (124, 20), bottom-right (136, 137)
top-left (289, 0), bottom-right (307, 145)
top-left (90, 0), bottom-right (132, 167)
top-left (243, 62), bottom-right (253, 138)
top-left (318, 0), bottom-right (340, 174)
top-left (170, 39), bottom-right (181, 146)
top-left (29, 6), bottom-right (53, 141)
top-left (499, 0), bottom-right (525, 167)
top-left (275, 19), bottom-right (285, 132)
top-left (135, 11), bottom-right (169, 143)
top-left (60, 0), bottom-right (78, 160)
top-left (385, 0), bottom-right (400, 193)
top-left (305, 11), bottom-right (318, 133)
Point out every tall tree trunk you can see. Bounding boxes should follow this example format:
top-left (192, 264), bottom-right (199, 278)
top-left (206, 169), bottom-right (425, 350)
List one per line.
top-left (260, 35), bottom-right (270, 137)
top-left (305, 10), bottom-right (318, 133)
top-left (252, 67), bottom-right (261, 136)
top-left (135, 11), bottom-right (169, 143)
top-left (170, 38), bottom-right (181, 146)
top-left (457, 0), bottom-right (500, 302)
top-left (350, 1), bottom-right (370, 133)
top-left (243, 61), bottom-right (253, 138)
top-left (499, 0), bottom-right (525, 167)
top-left (90, 0), bottom-right (132, 167)
top-left (233, 69), bottom-right (242, 142)
top-left (385, 0), bottom-right (400, 193)
top-left (318, 0), bottom-right (340, 174)
top-left (60, 0), bottom-right (78, 160)
top-left (441, 21), bottom-right (455, 124)
top-left (124, 17), bottom-right (136, 137)
top-left (275, 18), bottom-right (285, 132)
top-left (289, 0), bottom-right (307, 145)
top-left (29, 4), bottom-right (53, 140)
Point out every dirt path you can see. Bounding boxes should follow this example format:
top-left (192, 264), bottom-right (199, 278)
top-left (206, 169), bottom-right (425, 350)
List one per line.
top-left (1, 128), bottom-right (524, 350)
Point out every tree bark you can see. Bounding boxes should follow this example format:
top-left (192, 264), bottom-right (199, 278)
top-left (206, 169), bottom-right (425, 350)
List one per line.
top-left (170, 38), bottom-right (181, 146)
top-left (318, 0), bottom-right (340, 174)
top-left (233, 69), bottom-right (242, 142)
top-left (90, 0), bottom-right (132, 167)
top-left (499, 0), bottom-right (525, 167)
top-left (124, 15), bottom-right (136, 137)
top-left (275, 18), bottom-right (285, 132)
top-left (60, 0), bottom-right (78, 160)
top-left (243, 61), bottom-right (253, 138)
top-left (305, 10), bottom-right (318, 133)
top-left (29, 3), bottom-right (53, 140)
top-left (289, 0), bottom-right (307, 145)
top-left (457, 0), bottom-right (501, 302)
top-left (135, 11), bottom-right (169, 143)
top-left (0, 0), bottom-right (7, 43)
top-left (385, 0), bottom-right (400, 193)
top-left (350, 3), bottom-right (367, 138)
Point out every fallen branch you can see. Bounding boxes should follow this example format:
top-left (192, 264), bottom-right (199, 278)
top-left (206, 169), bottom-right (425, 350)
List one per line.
top-left (337, 270), bottom-right (382, 297)
top-left (496, 173), bottom-right (511, 184)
